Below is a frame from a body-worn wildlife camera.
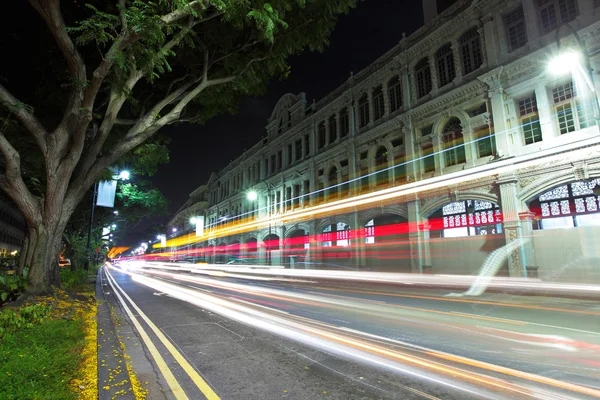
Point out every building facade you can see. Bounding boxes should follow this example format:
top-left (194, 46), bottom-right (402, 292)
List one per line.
top-left (187, 0), bottom-right (600, 282)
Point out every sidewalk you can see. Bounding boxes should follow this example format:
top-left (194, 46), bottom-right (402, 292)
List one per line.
top-left (96, 268), bottom-right (172, 400)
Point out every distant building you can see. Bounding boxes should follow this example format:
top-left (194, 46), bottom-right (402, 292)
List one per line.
top-left (167, 185), bottom-right (209, 235)
top-left (179, 0), bottom-right (600, 282)
top-left (0, 193), bottom-right (26, 256)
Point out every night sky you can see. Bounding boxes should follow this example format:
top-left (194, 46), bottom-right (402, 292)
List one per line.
top-left (130, 1), bottom-right (424, 244)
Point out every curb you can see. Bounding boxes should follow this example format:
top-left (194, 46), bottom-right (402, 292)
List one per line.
top-left (97, 268), bottom-right (137, 399)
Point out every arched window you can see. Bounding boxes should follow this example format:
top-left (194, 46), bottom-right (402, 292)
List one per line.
top-left (373, 86), bottom-right (385, 120)
top-left (359, 94), bottom-right (370, 128)
top-left (436, 44), bottom-right (456, 87)
top-left (460, 28), bottom-right (483, 75)
top-left (328, 166), bottom-right (338, 198)
top-left (442, 118), bottom-right (466, 167)
top-left (415, 58), bottom-right (432, 98)
top-left (375, 146), bottom-right (390, 186)
top-left (322, 222), bottom-right (350, 247)
top-left (432, 200), bottom-right (502, 238)
top-left (530, 179), bottom-right (600, 229)
top-left (388, 76), bottom-right (403, 113)
top-left (318, 122), bottom-right (326, 148)
top-left (278, 119), bottom-right (284, 135)
top-left (538, 0), bottom-right (577, 34)
top-left (328, 115), bottom-right (337, 144)
top-left (339, 108), bottom-right (350, 137)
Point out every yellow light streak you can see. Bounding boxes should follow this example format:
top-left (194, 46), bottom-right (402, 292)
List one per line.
top-left (156, 138), bottom-right (600, 249)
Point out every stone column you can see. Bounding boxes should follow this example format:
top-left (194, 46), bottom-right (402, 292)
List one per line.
top-left (367, 89), bottom-right (375, 126)
top-left (521, 0), bottom-right (541, 42)
top-left (335, 113), bottom-right (341, 142)
top-left (534, 82), bottom-right (554, 140)
top-left (462, 125), bottom-right (477, 166)
top-left (404, 117), bottom-right (417, 180)
top-left (351, 211), bottom-right (364, 270)
top-left (481, 14), bottom-right (498, 67)
top-left (577, 0), bottom-right (595, 25)
top-left (451, 40), bottom-right (463, 84)
top-left (324, 118), bottom-right (330, 146)
top-left (348, 142), bottom-right (359, 194)
top-left (498, 174), bottom-right (530, 277)
top-left (280, 225), bottom-right (286, 267)
top-left (309, 165), bottom-right (317, 206)
top-left (428, 54), bottom-right (439, 96)
top-left (350, 98), bottom-right (357, 137)
top-left (382, 80), bottom-right (391, 116)
top-left (477, 24), bottom-right (488, 68)
top-left (431, 133), bottom-right (443, 174)
top-left (478, 67), bottom-right (512, 158)
top-left (401, 67), bottom-right (412, 109)
top-left (407, 199), bottom-right (431, 273)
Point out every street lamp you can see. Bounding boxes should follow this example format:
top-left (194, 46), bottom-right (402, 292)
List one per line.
top-left (172, 227), bottom-right (177, 233)
top-left (112, 224), bottom-right (117, 229)
top-left (548, 51), bottom-right (581, 76)
top-left (119, 170), bottom-right (130, 181)
top-left (247, 191), bottom-right (258, 201)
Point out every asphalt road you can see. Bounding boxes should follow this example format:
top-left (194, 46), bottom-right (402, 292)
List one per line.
top-left (104, 264), bottom-right (600, 399)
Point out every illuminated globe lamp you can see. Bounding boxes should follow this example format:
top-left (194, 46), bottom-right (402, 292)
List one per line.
top-left (247, 191), bottom-right (258, 201)
top-left (119, 170), bottom-right (130, 180)
top-left (548, 51), bottom-right (582, 76)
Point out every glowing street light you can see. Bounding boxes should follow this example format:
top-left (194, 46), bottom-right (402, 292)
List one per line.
top-left (172, 227), bottom-right (177, 233)
top-left (112, 224), bottom-right (117, 229)
top-left (190, 217), bottom-right (197, 224)
top-left (119, 170), bottom-right (131, 180)
top-left (247, 191), bottom-right (258, 201)
top-left (113, 210), bottom-right (119, 215)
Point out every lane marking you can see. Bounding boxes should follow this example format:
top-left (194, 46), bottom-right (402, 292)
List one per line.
top-left (105, 268), bottom-right (220, 400)
top-left (103, 268), bottom-right (189, 400)
top-left (450, 312), bottom-right (600, 336)
top-left (318, 287), bottom-right (600, 316)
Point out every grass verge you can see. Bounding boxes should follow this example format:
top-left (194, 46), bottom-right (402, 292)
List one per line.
top-left (0, 287), bottom-right (98, 400)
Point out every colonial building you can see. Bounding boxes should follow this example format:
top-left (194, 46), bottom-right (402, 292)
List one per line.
top-left (182, 0), bottom-right (600, 282)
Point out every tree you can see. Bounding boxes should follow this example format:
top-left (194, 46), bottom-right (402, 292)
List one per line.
top-left (0, 0), bottom-right (356, 292)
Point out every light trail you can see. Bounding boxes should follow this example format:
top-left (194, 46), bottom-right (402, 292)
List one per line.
top-left (156, 136), bottom-right (600, 249)
top-left (132, 261), bottom-right (600, 301)
top-left (110, 266), bottom-right (600, 399)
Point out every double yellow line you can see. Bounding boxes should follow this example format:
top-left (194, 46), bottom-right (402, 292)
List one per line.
top-left (104, 267), bottom-right (220, 400)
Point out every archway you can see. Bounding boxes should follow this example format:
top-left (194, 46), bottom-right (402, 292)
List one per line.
top-left (526, 178), bottom-right (600, 282)
top-left (364, 214), bottom-right (409, 271)
top-left (286, 228), bottom-right (309, 268)
top-left (263, 233), bottom-right (280, 265)
top-left (427, 199), bottom-right (504, 276)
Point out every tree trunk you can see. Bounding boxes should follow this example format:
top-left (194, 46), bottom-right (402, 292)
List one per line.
top-left (26, 224), bottom-right (63, 293)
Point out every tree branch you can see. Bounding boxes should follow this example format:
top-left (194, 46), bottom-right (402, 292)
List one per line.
top-left (161, 1), bottom-right (209, 25)
top-left (0, 83), bottom-right (47, 153)
top-left (0, 129), bottom-right (41, 225)
top-left (28, 0), bottom-right (87, 137)
top-left (118, 0), bottom-right (127, 30)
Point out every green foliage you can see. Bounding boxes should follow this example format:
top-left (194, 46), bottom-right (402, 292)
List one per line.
top-left (0, 318), bottom-right (83, 400)
top-left (60, 268), bottom-right (90, 289)
top-left (0, 268), bottom-right (29, 304)
top-left (0, 303), bottom-right (52, 339)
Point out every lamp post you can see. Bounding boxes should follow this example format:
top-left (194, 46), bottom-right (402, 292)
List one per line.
top-left (85, 170), bottom-right (130, 270)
